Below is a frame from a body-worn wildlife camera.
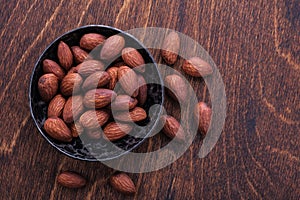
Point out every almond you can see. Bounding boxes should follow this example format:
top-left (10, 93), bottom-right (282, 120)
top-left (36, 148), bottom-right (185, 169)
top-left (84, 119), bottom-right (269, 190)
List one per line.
top-left (118, 66), bottom-right (139, 97)
top-left (57, 41), bottom-right (73, 70)
top-left (104, 122), bottom-right (132, 141)
top-left (137, 75), bottom-right (147, 106)
top-left (80, 33), bottom-right (106, 51)
top-left (42, 59), bottom-right (65, 81)
top-left (44, 117), bottom-right (72, 142)
top-left (82, 71), bottom-right (111, 91)
top-left (182, 57), bottom-right (213, 77)
top-left (69, 122), bottom-right (84, 137)
top-left (122, 47), bottom-right (145, 72)
top-left (109, 173), bottom-right (136, 194)
top-left (83, 89), bottom-right (117, 109)
top-left (164, 74), bottom-right (188, 104)
top-left (47, 94), bottom-right (66, 117)
top-left (106, 67), bottom-right (118, 90)
top-left (161, 31), bottom-right (180, 65)
top-left (114, 107), bottom-right (147, 122)
top-left (60, 73), bottom-right (83, 96)
top-left (71, 46), bottom-right (89, 64)
top-left (79, 110), bottom-right (110, 129)
top-left (63, 95), bottom-right (85, 123)
top-left (57, 171), bottom-right (86, 188)
top-left (67, 65), bottom-right (80, 74)
top-left (38, 73), bottom-right (59, 102)
top-left (77, 60), bottom-right (105, 77)
top-left (194, 102), bottom-right (211, 134)
top-left (160, 115), bottom-right (185, 141)
top-left (86, 129), bottom-right (103, 139)
top-left (111, 95), bottom-right (138, 111)
top-left (100, 35), bottom-right (125, 60)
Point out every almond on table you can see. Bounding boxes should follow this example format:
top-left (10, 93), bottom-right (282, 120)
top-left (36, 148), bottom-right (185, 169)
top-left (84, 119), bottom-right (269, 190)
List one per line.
top-left (57, 171), bottom-right (86, 189)
top-left (161, 31), bottom-right (180, 65)
top-left (182, 57), bottom-right (213, 77)
top-left (109, 173), bottom-right (136, 195)
top-left (194, 102), bottom-right (212, 135)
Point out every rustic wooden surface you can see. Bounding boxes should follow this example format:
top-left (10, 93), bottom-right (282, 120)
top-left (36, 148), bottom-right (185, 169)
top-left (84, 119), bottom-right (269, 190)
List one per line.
top-left (0, 0), bottom-right (299, 199)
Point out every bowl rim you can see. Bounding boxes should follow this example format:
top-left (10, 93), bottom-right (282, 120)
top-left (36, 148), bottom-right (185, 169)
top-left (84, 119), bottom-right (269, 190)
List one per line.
top-left (29, 24), bottom-right (164, 162)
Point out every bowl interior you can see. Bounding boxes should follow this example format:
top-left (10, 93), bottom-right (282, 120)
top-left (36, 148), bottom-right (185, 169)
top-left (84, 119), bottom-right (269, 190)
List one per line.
top-left (29, 25), bottom-right (163, 161)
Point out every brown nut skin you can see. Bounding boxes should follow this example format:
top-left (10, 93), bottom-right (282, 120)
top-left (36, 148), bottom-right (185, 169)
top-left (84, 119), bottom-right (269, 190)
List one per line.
top-left (182, 57), bottom-right (213, 77)
top-left (86, 129), bottom-right (103, 140)
top-left (194, 102), bottom-right (212, 135)
top-left (60, 73), bottom-right (83, 96)
top-left (80, 33), bottom-right (106, 51)
top-left (109, 173), bottom-right (136, 195)
top-left (114, 107), bottom-right (147, 122)
top-left (77, 60), bottom-right (105, 77)
top-left (38, 73), bottom-right (59, 102)
top-left (118, 66), bottom-right (139, 97)
top-left (161, 31), bottom-right (180, 65)
top-left (67, 66), bottom-right (80, 74)
top-left (57, 171), bottom-right (86, 188)
top-left (63, 95), bottom-right (85, 124)
top-left (164, 74), bottom-right (188, 104)
top-left (100, 35), bottom-right (125, 60)
top-left (47, 94), bottom-right (66, 117)
top-left (106, 67), bottom-right (118, 90)
top-left (83, 89), bottom-right (117, 109)
top-left (71, 46), bottom-right (89, 64)
top-left (160, 115), bottom-right (185, 142)
top-left (57, 41), bottom-right (73, 71)
top-left (122, 47), bottom-right (145, 72)
top-left (111, 95), bottom-right (138, 111)
top-left (42, 59), bottom-right (65, 81)
top-left (82, 71), bottom-right (111, 91)
top-left (43, 117), bottom-right (72, 142)
top-left (104, 122), bottom-right (132, 141)
top-left (69, 122), bottom-right (84, 138)
top-left (79, 110), bottom-right (110, 130)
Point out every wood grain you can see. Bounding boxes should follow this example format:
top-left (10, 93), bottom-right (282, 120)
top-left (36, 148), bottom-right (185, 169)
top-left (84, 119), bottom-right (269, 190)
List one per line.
top-left (0, 0), bottom-right (299, 199)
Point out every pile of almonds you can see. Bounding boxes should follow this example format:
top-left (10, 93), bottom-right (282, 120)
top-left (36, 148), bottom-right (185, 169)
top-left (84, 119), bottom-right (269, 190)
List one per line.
top-left (38, 30), bottom-right (214, 195)
top-left (39, 33), bottom-right (149, 144)
top-left (160, 31), bottom-right (213, 140)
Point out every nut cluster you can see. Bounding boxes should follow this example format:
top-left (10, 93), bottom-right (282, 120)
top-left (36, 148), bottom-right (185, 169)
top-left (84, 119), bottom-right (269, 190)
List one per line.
top-left (39, 30), bottom-right (215, 196)
top-left (39, 33), bottom-right (149, 143)
top-left (160, 31), bottom-right (213, 139)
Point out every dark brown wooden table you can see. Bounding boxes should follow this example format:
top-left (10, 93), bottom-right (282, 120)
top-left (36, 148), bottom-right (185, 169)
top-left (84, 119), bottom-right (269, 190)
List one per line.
top-left (0, 0), bottom-right (299, 199)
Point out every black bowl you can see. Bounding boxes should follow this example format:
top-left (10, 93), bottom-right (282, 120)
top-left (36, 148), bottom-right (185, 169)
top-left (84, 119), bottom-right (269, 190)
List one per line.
top-left (29, 25), bottom-right (164, 161)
